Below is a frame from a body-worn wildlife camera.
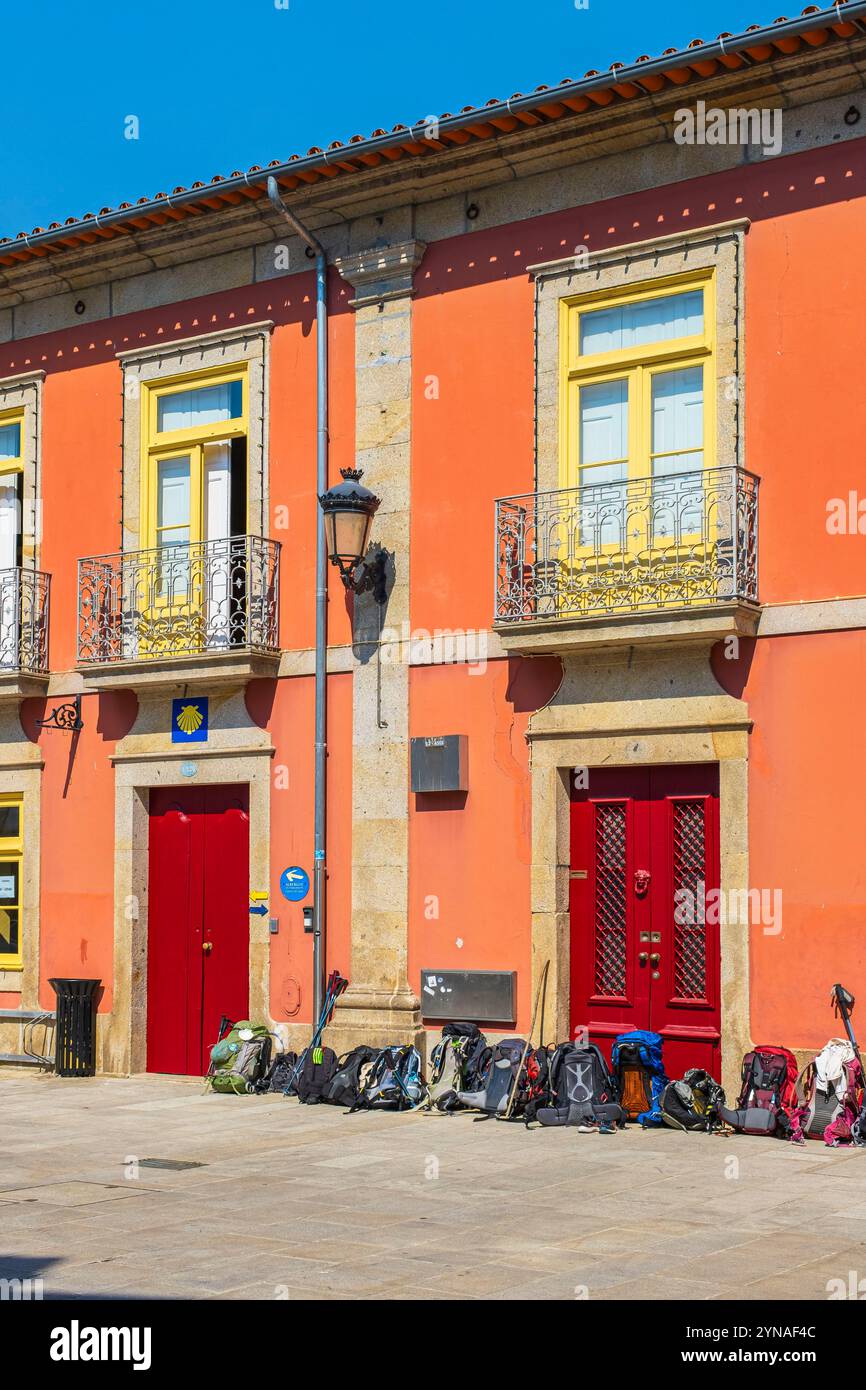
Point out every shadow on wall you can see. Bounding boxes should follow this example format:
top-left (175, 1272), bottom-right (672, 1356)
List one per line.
top-left (710, 636), bottom-right (757, 699)
top-left (414, 790), bottom-right (468, 814)
top-left (19, 690), bottom-right (138, 797)
top-left (505, 654), bottom-right (563, 714)
top-left (0, 268), bottom-right (354, 381)
top-left (246, 678), bottom-right (277, 728)
top-left (415, 138), bottom-right (866, 300)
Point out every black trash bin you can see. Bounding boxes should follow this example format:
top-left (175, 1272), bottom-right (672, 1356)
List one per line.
top-left (49, 978), bottom-right (101, 1077)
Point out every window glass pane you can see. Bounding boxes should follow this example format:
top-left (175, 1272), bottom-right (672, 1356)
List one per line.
top-left (580, 379), bottom-right (628, 479)
top-left (157, 457), bottom-right (191, 539)
top-left (580, 380), bottom-right (628, 548)
top-left (0, 803), bottom-right (21, 838)
top-left (651, 366), bottom-right (704, 475)
top-left (0, 423), bottom-right (21, 460)
top-left (0, 861), bottom-right (19, 900)
top-left (0, 908), bottom-right (19, 958)
top-left (651, 366), bottom-right (705, 539)
top-left (157, 380), bottom-right (242, 433)
top-left (0, 858), bottom-right (19, 960)
top-left (580, 290), bottom-right (703, 356)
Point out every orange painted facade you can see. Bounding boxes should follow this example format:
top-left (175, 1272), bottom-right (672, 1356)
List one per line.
top-left (1, 45), bottom-right (864, 1073)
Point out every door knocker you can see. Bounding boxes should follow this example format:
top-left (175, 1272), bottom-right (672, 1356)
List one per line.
top-left (634, 868), bottom-right (651, 898)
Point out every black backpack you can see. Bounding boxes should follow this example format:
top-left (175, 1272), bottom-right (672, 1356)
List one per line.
top-left (264, 1050), bottom-right (299, 1094)
top-left (530, 1042), bottom-right (624, 1128)
top-left (443, 1022), bottom-right (491, 1092)
top-left (322, 1046), bottom-right (377, 1107)
top-left (293, 1046), bottom-right (339, 1104)
top-left (661, 1069), bottom-right (726, 1132)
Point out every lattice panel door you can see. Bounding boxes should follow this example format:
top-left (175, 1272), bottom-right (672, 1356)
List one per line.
top-left (671, 798), bottom-right (709, 1003)
top-left (593, 802), bottom-right (628, 997)
top-left (570, 765), bottom-right (720, 1080)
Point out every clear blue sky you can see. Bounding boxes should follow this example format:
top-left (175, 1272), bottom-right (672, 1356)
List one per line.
top-left (1, 0), bottom-right (794, 238)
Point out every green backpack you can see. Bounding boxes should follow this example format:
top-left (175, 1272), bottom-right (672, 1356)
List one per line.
top-left (207, 1022), bottom-right (275, 1095)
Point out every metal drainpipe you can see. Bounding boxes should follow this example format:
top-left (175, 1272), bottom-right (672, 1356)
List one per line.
top-left (267, 177), bottom-right (329, 1024)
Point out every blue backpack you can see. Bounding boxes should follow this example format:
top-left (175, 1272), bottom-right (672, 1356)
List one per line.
top-left (612, 1030), bottom-right (668, 1126)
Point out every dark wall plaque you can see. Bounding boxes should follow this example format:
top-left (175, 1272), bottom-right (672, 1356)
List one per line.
top-left (420, 969), bottom-right (515, 1022)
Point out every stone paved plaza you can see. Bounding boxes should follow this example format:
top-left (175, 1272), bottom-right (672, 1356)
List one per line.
top-left (1, 1071), bottom-right (864, 1301)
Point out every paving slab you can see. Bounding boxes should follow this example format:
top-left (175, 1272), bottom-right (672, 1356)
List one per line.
top-left (2, 1070), bottom-right (866, 1300)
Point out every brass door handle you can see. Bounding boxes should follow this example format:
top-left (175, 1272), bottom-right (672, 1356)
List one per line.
top-left (638, 951), bottom-right (648, 964)
top-left (649, 952), bottom-right (661, 966)
top-left (202, 942), bottom-right (213, 954)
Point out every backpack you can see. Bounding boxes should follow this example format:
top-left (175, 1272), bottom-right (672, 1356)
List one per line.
top-left (265, 1050), bottom-right (299, 1094)
top-left (322, 1045), bottom-right (378, 1107)
top-left (717, 1045), bottom-right (798, 1136)
top-left (530, 1041), bottom-right (625, 1129)
top-left (349, 1045), bottom-right (426, 1111)
top-left (294, 1045), bottom-right (339, 1104)
top-left (456, 1037), bottom-right (530, 1116)
top-left (207, 1021), bottom-right (275, 1095)
top-left (522, 1046), bottom-right (551, 1119)
top-left (661, 1069), bottom-right (726, 1132)
top-left (425, 1024), bottom-right (490, 1113)
top-left (790, 1040), bottom-right (862, 1145)
top-left (612, 1031), bottom-right (668, 1126)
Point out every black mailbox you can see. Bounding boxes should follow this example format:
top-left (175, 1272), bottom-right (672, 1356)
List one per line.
top-left (410, 735), bottom-right (468, 793)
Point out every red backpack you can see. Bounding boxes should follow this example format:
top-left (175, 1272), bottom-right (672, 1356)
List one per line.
top-left (718, 1045), bottom-right (799, 1136)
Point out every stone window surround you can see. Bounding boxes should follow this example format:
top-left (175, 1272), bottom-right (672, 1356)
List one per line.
top-left (523, 222), bottom-right (753, 1094)
top-left (116, 322), bottom-right (273, 553)
top-left (0, 369), bottom-right (44, 568)
top-left (0, 760), bottom-right (43, 1000)
top-left (0, 371), bottom-right (45, 997)
top-left (530, 219), bottom-right (749, 497)
top-left (102, 742), bottom-right (273, 1075)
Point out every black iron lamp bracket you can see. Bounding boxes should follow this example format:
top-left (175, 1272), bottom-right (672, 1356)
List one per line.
top-left (35, 694), bottom-right (84, 733)
top-left (353, 548), bottom-right (389, 603)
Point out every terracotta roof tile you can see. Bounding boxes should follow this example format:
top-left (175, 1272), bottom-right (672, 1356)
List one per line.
top-left (1, 4), bottom-right (863, 261)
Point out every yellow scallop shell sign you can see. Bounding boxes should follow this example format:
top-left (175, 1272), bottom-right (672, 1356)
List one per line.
top-left (172, 698), bottom-right (208, 742)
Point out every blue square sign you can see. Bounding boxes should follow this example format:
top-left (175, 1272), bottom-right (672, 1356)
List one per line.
top-left (172, 697), bottom-right (209, 744)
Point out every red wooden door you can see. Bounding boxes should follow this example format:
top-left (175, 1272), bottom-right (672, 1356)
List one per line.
top-left (147, 785), bottom-right (250, 1075)
top-left (569, 765), bottom-right (720, 1078)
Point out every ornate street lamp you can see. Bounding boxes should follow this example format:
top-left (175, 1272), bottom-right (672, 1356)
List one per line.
top-left (318, 468), bottom-right (381, 589)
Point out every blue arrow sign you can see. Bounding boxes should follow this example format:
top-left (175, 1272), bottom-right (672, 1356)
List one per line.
top-left (249, 903), bottom-right (268, 917)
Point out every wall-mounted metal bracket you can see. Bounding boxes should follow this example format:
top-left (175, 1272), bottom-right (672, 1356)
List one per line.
top-left (35, 694), bottom-right (83, 733)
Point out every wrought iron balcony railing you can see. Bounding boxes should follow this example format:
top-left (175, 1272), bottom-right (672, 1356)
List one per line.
top-left (77, 536), bottom-right (280, 665)
top-left (495, 466), bottom-right (759, 624)
top-left (0, 567), bottom-right (50, 673)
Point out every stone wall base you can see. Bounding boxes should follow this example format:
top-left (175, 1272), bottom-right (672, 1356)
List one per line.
top-left (316, 984), bottom-right (426, 1056)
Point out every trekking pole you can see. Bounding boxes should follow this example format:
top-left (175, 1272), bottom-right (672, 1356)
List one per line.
top-left (499, 959), bottom-right (550, 1122)
top-left (832, 984), bottom-right (862, 1071)
top-left (284, 972), bottom-right (348, 1096)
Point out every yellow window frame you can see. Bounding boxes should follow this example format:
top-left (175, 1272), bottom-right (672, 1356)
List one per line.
top-left (559, 268), bottom-right (717, 493)
top-left (137, 367), bottom-right (249, 654)
top-left (0, 407), bottom-right (25, 478)
top-left (139, 364), bottom-right (249, 552)
top-left (0, 792), bottom-right (24, 972)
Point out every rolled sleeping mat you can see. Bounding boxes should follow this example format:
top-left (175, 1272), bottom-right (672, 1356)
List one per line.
top-left (717, 1104), bottom-right (778, 1134)
top-left (456, 1057), bottom-right (515, 1114)
top-left (536, 1102), bottom-right (625, 1128)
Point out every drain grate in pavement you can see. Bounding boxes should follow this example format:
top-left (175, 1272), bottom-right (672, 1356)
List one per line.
top-left (138, 1159), bottom-right (206, 1171)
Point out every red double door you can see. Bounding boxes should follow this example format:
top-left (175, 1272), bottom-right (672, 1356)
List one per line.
top-left (147, 785), bottom-right (250, 1075)
top-left (570, 765), bottom-right (721, 1079)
